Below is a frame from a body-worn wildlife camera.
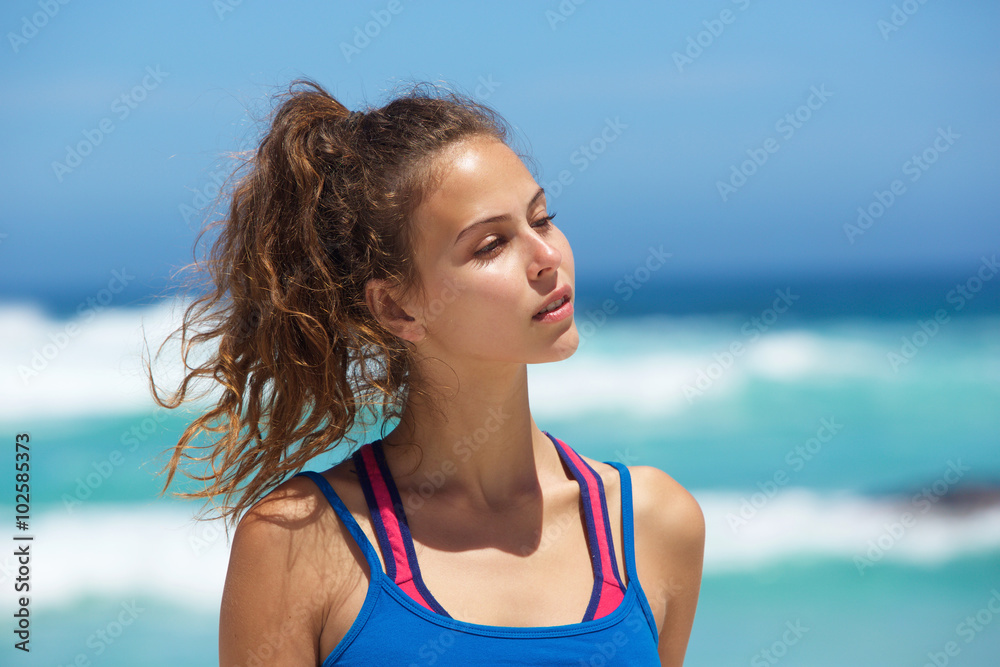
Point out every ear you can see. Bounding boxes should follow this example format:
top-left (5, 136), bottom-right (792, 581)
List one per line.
top-left (365, 278), bottom-right (425, 342)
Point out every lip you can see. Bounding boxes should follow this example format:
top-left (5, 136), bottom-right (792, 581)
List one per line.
top-left (532, 285), bottom-right (573, 323)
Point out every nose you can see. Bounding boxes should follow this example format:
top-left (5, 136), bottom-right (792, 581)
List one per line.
top-left (527, 229), bottom-right (562, 280)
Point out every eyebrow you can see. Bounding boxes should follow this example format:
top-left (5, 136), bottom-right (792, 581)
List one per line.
top-left (454, 187), bottom-right (546, 246)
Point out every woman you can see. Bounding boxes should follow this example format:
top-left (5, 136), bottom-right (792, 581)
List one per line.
top-left (151, 78), bottom-right (704, 665)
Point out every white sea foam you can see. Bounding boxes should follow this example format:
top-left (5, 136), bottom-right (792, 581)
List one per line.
top-left (0, 504), bottom-right (230, 613)
top-left (1, 488), bottom-right (998, 611)
top-left (2, 298), bottom-right (220, 420)
top-left (699, 487), bottom-right (1000, 572)
top-left (6, 299), bottom-right (967, 421)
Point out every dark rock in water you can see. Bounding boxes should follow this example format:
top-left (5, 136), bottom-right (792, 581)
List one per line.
top-left (867, 479), bottom-right (1000, 515)
top-left (933, 483), bottom-right (1000, 511)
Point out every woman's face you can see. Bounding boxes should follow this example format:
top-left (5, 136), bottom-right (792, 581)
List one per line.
top-left (400, 135), bottom-right (578, 366)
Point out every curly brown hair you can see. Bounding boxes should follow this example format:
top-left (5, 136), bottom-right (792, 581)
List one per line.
top-left (144, 77), bottom-right (518, 533)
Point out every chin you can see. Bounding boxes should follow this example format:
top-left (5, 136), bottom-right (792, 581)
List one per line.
top-left (531, 326), bottom-right (580, 364)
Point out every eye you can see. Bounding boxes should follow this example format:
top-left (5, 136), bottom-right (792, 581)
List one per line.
top-left (471, 213), bottom-right (558, 266)
top-left (534, 212), bottom-right (557, 229)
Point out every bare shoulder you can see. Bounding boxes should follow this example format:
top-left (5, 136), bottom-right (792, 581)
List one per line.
top-left (237, 472), bottom-right (333, 531)
top-left (219, 467), bottom-right (360, 664)
top-left (227, 471), bottom-right (347, 568)
top-left (577, 456), bottom-right (705, 549)
top-left (628, 465), bottom-right (706, 553)
top-left (625, 465), bottom-right (705, 666)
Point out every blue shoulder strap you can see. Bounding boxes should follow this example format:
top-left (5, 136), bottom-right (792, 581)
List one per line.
top-left (603, 460), bottom-right (660, 644)
top-left (293, 470), bottom-right (383, 578)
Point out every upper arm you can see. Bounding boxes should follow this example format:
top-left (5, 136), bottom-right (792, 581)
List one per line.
top-left (629, 465), bottom-right (706, 667)
top-left (218, 477), bottom-right (337, 666)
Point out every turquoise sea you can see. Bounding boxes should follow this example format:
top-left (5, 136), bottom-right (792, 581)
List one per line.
top-left (1, 273), bottom-right (998, 665)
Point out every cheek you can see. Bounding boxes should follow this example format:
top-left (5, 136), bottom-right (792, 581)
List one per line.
top-left (425, 272), bottom-right (519, 333)
top-left (419, 275), bottom-right (465, 327)
top-left (463, 273), bottom-right (520, 318)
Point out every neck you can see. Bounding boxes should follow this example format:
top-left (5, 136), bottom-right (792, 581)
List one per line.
top-left (378, 361), bottom-right (564, 514)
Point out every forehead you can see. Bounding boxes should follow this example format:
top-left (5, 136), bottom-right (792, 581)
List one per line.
top-left (411, 137), bottom-right (540, 249)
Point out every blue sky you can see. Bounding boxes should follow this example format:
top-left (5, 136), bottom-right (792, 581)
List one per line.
top-left (1, 0), bottom-right (998, 307)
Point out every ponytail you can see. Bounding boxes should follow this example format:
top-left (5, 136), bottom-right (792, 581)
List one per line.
top-left (145, 77), bottom-right (513, 532)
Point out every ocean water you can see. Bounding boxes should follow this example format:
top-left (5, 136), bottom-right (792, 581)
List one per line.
top-left (1, 279), bottom-right (998, 666)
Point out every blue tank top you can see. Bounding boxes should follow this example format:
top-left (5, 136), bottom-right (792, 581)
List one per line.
top-left (294, 431), bottom-right (661, 665)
